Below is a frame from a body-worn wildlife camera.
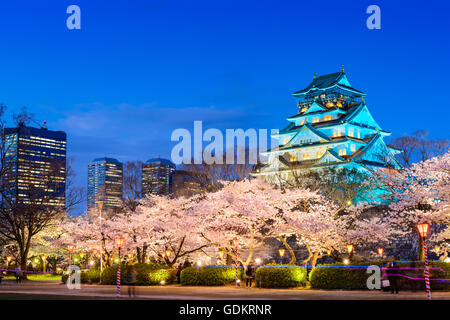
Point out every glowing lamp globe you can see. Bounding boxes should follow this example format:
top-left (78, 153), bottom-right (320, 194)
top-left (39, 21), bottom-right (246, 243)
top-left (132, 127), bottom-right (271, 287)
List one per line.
top-left (346, 244), bottom-right (354, 254)
top-left (278, 249), bottom-right (285, 257)
top-left (233, 237), bottom-right (239, 247)
top-left (115, 237), bottom-right (125, 249)
top-left (377, 248), bottom-right (383, 256)
top-left (417, 223), bottom-right (430, 238)
top-left (6, 256), bottom-right (12, 263)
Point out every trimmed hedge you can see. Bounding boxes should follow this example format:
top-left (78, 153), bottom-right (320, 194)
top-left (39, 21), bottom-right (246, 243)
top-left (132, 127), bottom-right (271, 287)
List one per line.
top-left (61, 268), bottom-right (100, 284)
top-left (99, 263), bottom-right (176, 286)
top-left (255, 264), bottom-right (307, 288)
top-left (181, 266), bottom-right (243, 286)
top-left (309, 261), bottom-right (450, 290)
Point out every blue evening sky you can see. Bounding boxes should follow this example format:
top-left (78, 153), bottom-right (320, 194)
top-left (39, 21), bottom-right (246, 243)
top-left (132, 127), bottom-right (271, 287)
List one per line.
top-left (0, 0), bottom-right (448, 214)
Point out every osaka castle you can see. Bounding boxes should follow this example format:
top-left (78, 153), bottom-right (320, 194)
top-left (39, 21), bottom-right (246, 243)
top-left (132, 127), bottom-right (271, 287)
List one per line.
top-left (253, 68), bottom-right (401, 183)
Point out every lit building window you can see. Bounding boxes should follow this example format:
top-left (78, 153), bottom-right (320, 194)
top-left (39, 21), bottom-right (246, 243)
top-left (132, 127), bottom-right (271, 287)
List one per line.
top-left (303, 153), bottom-right (310, 160)
top-left (301, 107), bottom-right (307, 113)
top-left (348, 128), bottom-right (354, 137)
top-left (312, 117), bottom-right (319, 123)
top-left (323, 115), bottom-right (332, 121)
top-left (316, 151), bottom-right (324, 158)
top-left (351, 144), bottom-right (356, 152)
top-left (282, 137), bottom-right (290, 145)
top-left (290, 155), bottom-right (297, 162)
top-left (357, 131), bottom-right (361, 139)
top-left (339, 149), bottom-right (347, 156)
top-left (300, 119), bottom-right (306, 125)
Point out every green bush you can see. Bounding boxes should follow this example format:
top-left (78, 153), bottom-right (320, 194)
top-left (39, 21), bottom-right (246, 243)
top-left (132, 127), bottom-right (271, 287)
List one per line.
top-left (99, 263), bottom-right (175, 286)
top-left (180, 267), bottom-right (200, 286)
top-left (181, 267), bottom-right (243, 286)
top-left (309, 261), bottom-right (450, 291)
top-left (256, 264), bottom-right (307, 288)
top-left (61, 268), bottom-right (100, 284)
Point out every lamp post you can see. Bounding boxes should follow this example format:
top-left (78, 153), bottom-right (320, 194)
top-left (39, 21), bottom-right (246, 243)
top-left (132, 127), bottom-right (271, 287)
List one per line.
top-left (41, 256), bottom-right (47, 272)
top-left (115, 237), bottom-right (125, 298)
top-left (97, 201), bottom-right (104, 275)
top-left (233, 237), bottom-right (239, 287)
top-left (67, 244), bottom-right (75, 281)
top-left (417, 223), bottom-right (431, 300)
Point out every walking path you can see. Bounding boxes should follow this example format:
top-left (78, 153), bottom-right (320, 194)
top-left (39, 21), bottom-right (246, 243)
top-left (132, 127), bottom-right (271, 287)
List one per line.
top-left (0, 280), bottom-right (449, 300)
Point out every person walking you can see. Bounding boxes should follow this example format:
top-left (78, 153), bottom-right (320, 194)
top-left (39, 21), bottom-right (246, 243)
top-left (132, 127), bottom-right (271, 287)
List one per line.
top-left (14, 267), bottom-right (22, 284)
top-left (244, 265), bottom-right (254, 288)
top-left (387, 261), bottom-right (400, 294)
top-left (125, 265), bottom-right (137, 298)
top-left (176, 264), bottom-right (183, 284)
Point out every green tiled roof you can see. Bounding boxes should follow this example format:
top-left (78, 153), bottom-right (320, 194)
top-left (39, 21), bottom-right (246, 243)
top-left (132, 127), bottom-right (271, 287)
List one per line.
top-left (292, 71), bottom-right (365, 96)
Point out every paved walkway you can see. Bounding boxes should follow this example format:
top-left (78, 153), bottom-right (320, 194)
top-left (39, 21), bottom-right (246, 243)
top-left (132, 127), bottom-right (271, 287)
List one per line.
top-left (0, 280), bottom-right (447, 300)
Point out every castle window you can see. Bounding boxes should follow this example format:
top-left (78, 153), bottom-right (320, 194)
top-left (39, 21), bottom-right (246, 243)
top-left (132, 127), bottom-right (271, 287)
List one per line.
top-left (290, 155), bottom-right (297, 162)
top-left (282, 137), bottom-right (290, 145)
top-left (333, 128), bottom-right (342, 137)
top-left (301, 107), bottom-right (308, 113)
top-left (312, 117), bottom-right (319, 123)
top-left (350, 144), bottom-right (356, 152)
top-left (323, 115), bottom-right (332, 121)
top-left (300, 119), bottom-right (306, 125)
top-left (316, 151), bottom-right (324, 158)
top-left (348, 128), bottom-right (354, 137)
top-left (303, 153), bottom-right (310, 160)
top-left (357, 131), bottom-right (361, 139)
top-left (339, 149), bottom-right (347, 156)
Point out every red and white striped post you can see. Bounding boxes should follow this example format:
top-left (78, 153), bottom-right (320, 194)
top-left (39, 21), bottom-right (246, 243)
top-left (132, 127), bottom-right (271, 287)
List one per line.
top-left (233, 237), bottom-right (239, 287)
top-left (116, 264), bottom-right (121, 297)
top-left (417, 223), bottom-right (431, 300)
top-left (115, 237), bottom-right (125, 298)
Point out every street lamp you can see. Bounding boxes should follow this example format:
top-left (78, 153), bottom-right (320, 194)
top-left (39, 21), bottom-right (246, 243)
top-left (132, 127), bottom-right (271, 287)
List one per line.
top-left (278, 249), bottom-right (285, 257)
top-left (115, 237), bottom-right (125, 298)
top-left (233, 237), bottom-right (239, 287)
top-left (377, 248), bottom-right (383, 257)
top-left (218, 250), bottom-right (224, 259)
top-left (417, 223), bottom-right (431, 300)
top-left (165, 250), bottom-right (172, 257)
top-left (98, 201), bottom-right (104, 275)
top-left (6, 256), bottom-right (12, 268)
top-left (255, 258), bottom-right (262, 266)
top-left (41, 256), bottom-right (47, 272)
top-left (434, 246), bottom-right (441, 254)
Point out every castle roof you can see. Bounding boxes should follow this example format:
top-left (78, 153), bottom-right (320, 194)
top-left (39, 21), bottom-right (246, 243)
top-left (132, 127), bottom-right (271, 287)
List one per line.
top-left (292, 71), bottom-right (365, 97)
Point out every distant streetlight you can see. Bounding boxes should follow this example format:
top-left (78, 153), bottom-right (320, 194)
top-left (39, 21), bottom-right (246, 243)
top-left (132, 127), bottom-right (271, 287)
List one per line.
top-left (278, 249), bottom-right (285, 257)
top-left (377, 248), bottom-right (383, 257)
top-left (417, 223), bottom-right (431, 300)
top-left (434, 246), bottom-right (441, 254)
top-left (6, 256), bottom-right (12, 268)
top-left (165, 250), bottom-right (172, 257)
top-left (197, 260), bottom-right (202, 267)
top-left (255, 258), bottom-right (262, 266)
top-left (346, 244), bottom-right (354, 255)
top-left (67, 244), bottom-right (75, 276)
top-left (41, 256), bottom-right (47, 272)
top-left (115, 237), bottom-right (125, 298)
top-left (343, 259), bottom-right (350, 265)
top-left (233, 237), bottom-right (239, 287)
top-left (346, 200), bottom-right (352, 206)
top-left (98, 201), bottom-right (104, 276)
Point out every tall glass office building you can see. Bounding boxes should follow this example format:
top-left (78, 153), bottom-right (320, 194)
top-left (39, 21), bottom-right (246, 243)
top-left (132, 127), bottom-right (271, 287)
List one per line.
top-left (141, 158), bottom-right (175, 196)
top-left (87, 157), bottom-right (123, 212)
top-left (4, 123), bottom-right (67, 208)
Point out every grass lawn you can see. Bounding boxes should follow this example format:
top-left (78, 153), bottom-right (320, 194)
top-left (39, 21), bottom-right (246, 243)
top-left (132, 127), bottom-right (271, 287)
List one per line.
top-left (2, 273), bottom-right (62, 282)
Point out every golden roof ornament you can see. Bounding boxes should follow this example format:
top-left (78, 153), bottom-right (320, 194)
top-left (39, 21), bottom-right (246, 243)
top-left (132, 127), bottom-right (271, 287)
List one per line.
top-left (341, 65), bottom-right (345, 73)
top-left (313, 72), bottom-right (317, 79)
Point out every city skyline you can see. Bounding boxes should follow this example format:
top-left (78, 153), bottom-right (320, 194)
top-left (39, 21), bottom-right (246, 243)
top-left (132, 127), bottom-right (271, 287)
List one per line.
top-left (0, 0), bottom-right (449, 214)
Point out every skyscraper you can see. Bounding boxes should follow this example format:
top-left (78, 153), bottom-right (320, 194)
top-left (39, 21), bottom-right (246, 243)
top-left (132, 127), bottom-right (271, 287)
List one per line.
top-left (141, 158), bottom-right (175, 196)
top-left (87, 157), bottom-right (123, 212)
top-left (4, 123), bottom-right (67, 208)
top-left (253, 68), bottom-right (401, 182)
